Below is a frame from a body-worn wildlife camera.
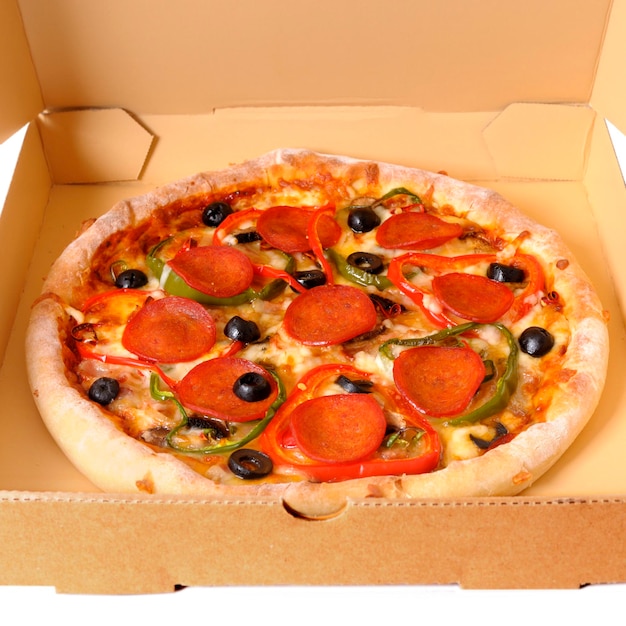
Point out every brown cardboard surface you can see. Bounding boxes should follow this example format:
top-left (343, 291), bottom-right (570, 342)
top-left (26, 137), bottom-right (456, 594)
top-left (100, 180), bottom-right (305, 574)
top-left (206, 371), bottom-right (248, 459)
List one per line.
top-left (0, 0), bottom-right (42, 143)
top-left (37, 108), bottom-right (155, 183)
top-left (1, 493), bottom-right (625, 593)
top-left (1, 0), bottom-right (626, 593)
top-left (14, 0), bottom-right (610, 115)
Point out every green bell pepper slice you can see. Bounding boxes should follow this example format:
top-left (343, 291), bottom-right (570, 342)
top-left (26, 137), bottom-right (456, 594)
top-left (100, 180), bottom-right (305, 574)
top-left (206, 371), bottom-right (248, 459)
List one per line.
top-left (150, 371), bottom-right (286, 455)
top-left (327, 249), bottom-right (393, 291)
top-left (380, 322), bottom-right (518, 425)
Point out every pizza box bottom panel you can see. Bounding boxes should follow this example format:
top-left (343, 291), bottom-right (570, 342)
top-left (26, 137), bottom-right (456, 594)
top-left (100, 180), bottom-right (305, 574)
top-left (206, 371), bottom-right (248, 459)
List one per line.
top-left (1, 178), bottom-right (623, 497)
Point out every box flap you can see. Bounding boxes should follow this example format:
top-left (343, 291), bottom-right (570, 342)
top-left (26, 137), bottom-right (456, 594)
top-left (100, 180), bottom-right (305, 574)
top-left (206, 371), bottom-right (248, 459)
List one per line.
top-left (16, 0), bottom-right (611, 115)
top-left (0, 123), bottom-right (50, 367)
top-left (37, 108), bottom-right (155, 183)
top-left (0, 0), bottom-right (43, 143)
top-left (591, 0), bottom-right (626, 136)
top-left (483, 103), bottom-right (595, 180)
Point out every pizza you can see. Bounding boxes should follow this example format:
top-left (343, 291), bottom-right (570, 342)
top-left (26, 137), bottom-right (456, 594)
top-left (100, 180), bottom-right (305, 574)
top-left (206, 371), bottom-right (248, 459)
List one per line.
top-left (25, 148), bottom-right (609, 518)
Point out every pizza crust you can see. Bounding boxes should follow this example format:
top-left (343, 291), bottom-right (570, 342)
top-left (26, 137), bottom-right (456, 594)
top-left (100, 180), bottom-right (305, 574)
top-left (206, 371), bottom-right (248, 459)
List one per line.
top-left (26, 149), bottom-right (609, 518)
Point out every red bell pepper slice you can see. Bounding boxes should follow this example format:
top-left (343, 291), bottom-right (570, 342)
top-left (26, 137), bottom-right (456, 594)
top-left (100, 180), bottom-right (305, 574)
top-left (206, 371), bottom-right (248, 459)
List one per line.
top-left (212, 207), bottom-right (262, 246)
top-left (260, 364), bottom-right (441, 481)
top-left (306, 204), bottom-right (338, 284)
top-left (506, 253), bottom-right (546, 321)
top-left (387, 252), bottom-right (541, 326)
top-left (252, 263), bottom-right (307, 294)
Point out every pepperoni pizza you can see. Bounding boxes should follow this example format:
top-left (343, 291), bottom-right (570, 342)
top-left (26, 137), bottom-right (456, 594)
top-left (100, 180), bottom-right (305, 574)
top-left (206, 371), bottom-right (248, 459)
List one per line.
top-left (25, 149), bottom-right (609, 517)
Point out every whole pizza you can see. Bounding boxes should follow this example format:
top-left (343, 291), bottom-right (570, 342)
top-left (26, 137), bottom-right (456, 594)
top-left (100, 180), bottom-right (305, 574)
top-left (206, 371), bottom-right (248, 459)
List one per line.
top-left (26, 149), bottom-right (609, 517)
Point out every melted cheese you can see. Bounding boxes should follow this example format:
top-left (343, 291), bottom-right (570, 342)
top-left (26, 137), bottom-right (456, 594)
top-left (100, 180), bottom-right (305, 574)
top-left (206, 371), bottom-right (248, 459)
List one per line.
top-left (72, 179), bottom-right (574, 484)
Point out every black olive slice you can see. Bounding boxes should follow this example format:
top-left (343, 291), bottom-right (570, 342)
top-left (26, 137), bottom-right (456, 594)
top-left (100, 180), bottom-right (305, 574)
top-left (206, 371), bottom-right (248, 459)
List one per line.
top-left (88, 377), bottom-right (120, 405)
top-left (335, 375), bottom-right (373, 394)
top-left (369, 293), bottom-right (406, 316)
top-left (115, 269), bottom-right (148, 289)
top-left (186, 416), bottom-right (230, 439)
top-left (487, 263), bottom-right (525, 283)
top-left (291, 269), bottom-right (327, 291)
top-left (224, 316), bottom-right (261, 344)
top-left (233, 372), bottom-right (272, 402)
top-left (518, 326), bottom-right (555, 357)
top-left (234, 231), bottom-right (262, 244)
top-left (228, 449), bottom-right (273, 479)
top-left (347, 251), bottom-right (384, 275)
top-left (202, 201), bottom-right (233, 227)
top-left (470, 422), bottom-right (509, 450)
top-left (347, 207), bottom-right (381, 233)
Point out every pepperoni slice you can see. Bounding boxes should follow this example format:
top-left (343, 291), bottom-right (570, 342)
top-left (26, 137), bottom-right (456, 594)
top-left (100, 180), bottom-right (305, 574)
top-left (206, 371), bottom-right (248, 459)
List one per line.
top-left (256, 206), bottom-right (341, 253)
top-left (432, 272), bottom-right (514, 323)
top-left (290, 394), bottom-right (387, 463)
top-left (376, 212), bottom-right (463, 250)
top-left (167, 245), bottom-right (254, 298)
top-left (283, 284), bottom-right (378, 345)
top-left (122, 296), bottom-right (216, 363)
top-left (176, 357), bottom-right (277, 422)
top-left (393, 346), bottom-right (486, 417)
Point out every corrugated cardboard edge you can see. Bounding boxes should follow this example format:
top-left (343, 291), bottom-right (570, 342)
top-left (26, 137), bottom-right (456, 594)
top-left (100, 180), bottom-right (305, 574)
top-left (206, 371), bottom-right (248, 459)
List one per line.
top-left (0, 491), bottom-right (624, 593)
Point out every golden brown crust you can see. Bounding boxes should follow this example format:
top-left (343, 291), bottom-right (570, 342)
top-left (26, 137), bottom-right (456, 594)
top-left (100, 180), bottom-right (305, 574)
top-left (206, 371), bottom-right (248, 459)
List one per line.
top-left (26, 148), bottom-right (609, 517)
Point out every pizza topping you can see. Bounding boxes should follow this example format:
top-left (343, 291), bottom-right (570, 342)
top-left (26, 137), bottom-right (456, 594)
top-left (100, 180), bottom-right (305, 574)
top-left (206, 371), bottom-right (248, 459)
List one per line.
top-left (228, 449), bottom-right (273, 480)
top-left (393, 345), bottom-right (486, 417)
top-left (289, 394), bottom-right (387, 463)
top-left (372, 186), bottom-right (423, 209)
top-left (376, 212), bottom-right (463, 250)
top-left (335, 375), bottom-right (374, 394)
top-left (261, 363), bottom-right (441, 481)
top-left (487, 262), bottom-right (525, 284)
top-left (283, 284), bottom-right (378, 345)
top-left (307, 205), bottom-right (339, 283)
top-left (175, 357), bottom-right (278, 422)
top-left (114, 269), bottom-right (149, 290)
top-left (122, 296), bottom-right (217, 363)
top-left (505, 254), bottom-right (546, 321)
top-left (369, 293), bottom-right (405, 318)
top-left (167, 245), bottom-right (254, 298)
top-left (234, 231), bottom-right (263, 244)
top-left (233, 371), bottom-right (273, 403)
top-left (431, 272), bottom-right (515, 323)
top-left (518, 326), bottom-right (555, 357)
top-left (291, 269), bottom-right (327, 290)
top-left (256, 205), bottom-right (341, 254)
top-left (347, 205), bottom-right (381, 233)
top-left (224, 316), bottom-right (261, 344)
top-left (152, 369), bottom-right (286, 455)
top-left (326, 249), bottom-right (393, 291)
top-left (201, 201), bottom-right (233, 227)
top-left (186, 416), bottom-right (231, 438)
top-left (88, 377), bottom-right (120, 405)
top-left (346, 251), bottom-right (384, 275)
top-left (380, 322), bottom-right (519, 426)
top-left (470, 422), bottom-right (510, 450)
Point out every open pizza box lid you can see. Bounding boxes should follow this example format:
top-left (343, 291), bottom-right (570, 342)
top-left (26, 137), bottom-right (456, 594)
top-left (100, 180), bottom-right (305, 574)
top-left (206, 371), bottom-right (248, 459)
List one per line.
top-left (0, 0), bottom-right (626, 593)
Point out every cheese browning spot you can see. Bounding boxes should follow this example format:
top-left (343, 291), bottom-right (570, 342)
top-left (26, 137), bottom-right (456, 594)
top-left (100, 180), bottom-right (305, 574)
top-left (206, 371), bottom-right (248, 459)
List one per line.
top-left (136, 474), bottom-right (155, 494)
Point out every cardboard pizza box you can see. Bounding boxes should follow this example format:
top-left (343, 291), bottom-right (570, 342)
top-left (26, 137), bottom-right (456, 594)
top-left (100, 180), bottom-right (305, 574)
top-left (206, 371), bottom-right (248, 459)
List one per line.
top-left (0, 0), bottom-right (625, 592)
